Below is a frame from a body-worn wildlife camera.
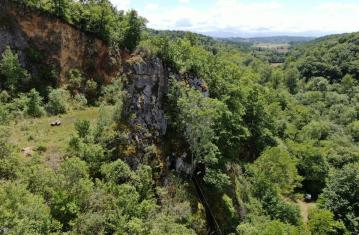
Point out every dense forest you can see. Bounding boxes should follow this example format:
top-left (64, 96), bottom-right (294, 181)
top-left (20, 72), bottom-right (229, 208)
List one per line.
top-left (0, 0), bottom-right (359, 234)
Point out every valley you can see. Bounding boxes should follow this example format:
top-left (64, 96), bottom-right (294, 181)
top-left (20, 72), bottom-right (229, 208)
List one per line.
top-left (0, 1), bottom-right (358, 234)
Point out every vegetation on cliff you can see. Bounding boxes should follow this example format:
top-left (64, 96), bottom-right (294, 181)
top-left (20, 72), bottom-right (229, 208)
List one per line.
top-left (14, 0), bottom-right (146, 51)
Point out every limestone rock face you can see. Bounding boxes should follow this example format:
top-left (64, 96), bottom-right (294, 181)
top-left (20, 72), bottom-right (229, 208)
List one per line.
top-left (124, 57), bottom-right (168, 140)
top-left (122, 55), bottom-right (208, 173)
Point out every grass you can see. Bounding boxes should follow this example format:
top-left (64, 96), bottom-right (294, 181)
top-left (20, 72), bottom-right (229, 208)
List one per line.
top-left (297, 199), bottom-right (316, 223)
top-left (9, 107), bottom-right (104, 168)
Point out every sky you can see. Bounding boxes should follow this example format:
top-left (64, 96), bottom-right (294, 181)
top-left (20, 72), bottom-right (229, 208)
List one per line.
top-left (110, 0), bottom-right (359, 38)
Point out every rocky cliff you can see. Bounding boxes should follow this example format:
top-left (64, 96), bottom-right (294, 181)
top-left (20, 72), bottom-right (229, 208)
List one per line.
top-left (0, 1), bottom-right (121, 86)
top-left (0, 0), bottom-right (208, 174)
top-left (122, 53), bottom-right (208, 174)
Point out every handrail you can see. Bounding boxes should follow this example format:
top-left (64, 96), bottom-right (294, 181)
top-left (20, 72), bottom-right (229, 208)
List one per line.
top-left (192, 173), bottom-right (223, 235)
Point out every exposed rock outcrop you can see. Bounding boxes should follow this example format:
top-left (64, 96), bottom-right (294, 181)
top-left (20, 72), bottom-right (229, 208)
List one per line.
top-left (124, 57), bottom-right (168, 141)
top-left (0, 1), bottom-right (121, 85)
top-left (122, 54), bottom-right (208, 172)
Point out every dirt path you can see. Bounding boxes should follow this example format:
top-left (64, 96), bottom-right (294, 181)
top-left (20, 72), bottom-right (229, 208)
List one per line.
top-left (297, 200), bottom-right (315, 223)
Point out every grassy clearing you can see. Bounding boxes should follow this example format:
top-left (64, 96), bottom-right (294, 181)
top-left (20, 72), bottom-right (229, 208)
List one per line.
top-left (9, 107), bottom-right (104, 167)
top-left (253, 43), bottom-right (290, 51)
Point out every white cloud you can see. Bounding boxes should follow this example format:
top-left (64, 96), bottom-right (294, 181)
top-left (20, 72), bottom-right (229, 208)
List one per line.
top-left (145, 3), bottom-right (159, 11)
top-left (111, 0), bottom-right (359, 36)
top-left (318, 2), bottom-right (359, 12)
top-left (141, 1), bottom-right (288, 33)
top-left (111, 0), bottom-right (131, 10)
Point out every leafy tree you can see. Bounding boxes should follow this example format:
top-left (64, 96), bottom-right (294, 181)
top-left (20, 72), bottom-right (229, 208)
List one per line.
top-left (284, 67), bottom-right (300, 94)
top-left (0, 46), bottom-right (30, 94)
top-left (0, 181), bottom-right (60, 234)
top-left (93, 105), bottom-right (116, 145)
top-left (249, 147), bottom-right (302, 225)
top-left (148, 214), bottom-right (196, 235)
top-left (320, 162), bottom-right (359, 233)
top-left (305, 77), bottom-right (330, 92)
top-left (341, 74), bottom-right (357, 98)
top-left (288, 142), bottom-right (329, 198)
top-left (348, 120), bottom-right (359, 142)
top-left (0, 103), bottom-right (10, 125)
top-left (50, 157), bottom-right (93, 231)
top-left (52, 0), bottom-right (70, 20)
top-left (119, 10), bottom-right (147, 51)
top-left (250, 147), bottom-right (302, 196)
top-left (172, 82), bottom-right (230, 188)
top-left (176, 87), bottom-right (226, 166)
top-left (240, 85), bottom-right (276, 160)
top-left (308, 208), bottom-right (346, 235)
top-left (101, 159), bottom-right (134, 184)
top-left (67, 135), bottom-right (106, 178)
top-left (237, 218), bottom-right (302, 235)
top-left (0, 128), bottom-right (22, 180)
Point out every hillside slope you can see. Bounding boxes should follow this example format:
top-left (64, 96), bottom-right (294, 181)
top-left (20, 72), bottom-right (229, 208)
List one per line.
top-left (286, 32), bottom-right (359, 81)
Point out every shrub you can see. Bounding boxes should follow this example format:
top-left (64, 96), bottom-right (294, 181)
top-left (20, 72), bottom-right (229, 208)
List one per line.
top-left (101, 159), bottom-right (134, 184)
top-left (46, 88), bottom-right (70, 115)
top-left (0, 104), bottom-right (9, 124)
top-left (85, 79), bottom-right (98, 105)
top-left (0, 182), bottom-right (60, 234)
top-left (348, 120), bottom-right (359, 142)
top-left (72, 94), bottom-right (87, 110)
top-left (308, 208), bottom-right (346, 234)
top-left (67, 69), bottom-right (84, 95)
top-left (25, 89), bottom-right (45, 118)
top-left (100, 78), bottom-right (123, 105)
top-left (74, 120), bottom-right (91, 139)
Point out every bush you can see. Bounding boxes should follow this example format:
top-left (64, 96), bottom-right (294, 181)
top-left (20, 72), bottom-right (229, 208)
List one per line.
top-left (308, 208), bottom-right (346, 234)
top-left (237, 218), bottom-right (301, 235)
top-left (67, 69), bottom-right (84, 95)
top-left (348, 121), bottom-right (359, 142)
top-left (0, 104), bottom-right (10, 124)
top-left (25, 89), bottom-right (45, 118)
top-left (100, 78), bottom-right (123, 105)
top-left (100, 159), bottom-right (134, 184)
top-left (74, 120), bottom-right (91, 139)
top-left (72, 94), bottom-right (87, 110)
top-left (0, 181), bottom-right (60, 234)
top-left (85, 79), bottom-right (98, 105)
top-left (46, 88), bottom-right (70, 115)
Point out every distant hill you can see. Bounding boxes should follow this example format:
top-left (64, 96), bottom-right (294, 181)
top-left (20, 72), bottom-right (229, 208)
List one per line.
top-left (286, 32), bottom-right (359, 81)
top-left (221, 36), bottom-right (315, 44)
top-left (148, 29), bottom-right (215, 44)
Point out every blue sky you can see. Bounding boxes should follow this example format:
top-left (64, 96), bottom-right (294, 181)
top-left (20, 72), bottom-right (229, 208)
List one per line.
top-left (110, 0), bottom-right (359, 37)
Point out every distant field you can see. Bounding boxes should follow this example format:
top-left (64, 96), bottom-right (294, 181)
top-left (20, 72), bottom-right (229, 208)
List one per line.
top-left (9, 107), bottom-right (109, 168)
top-left (251, 43), bottom-right (291, 64)
top-left (252, 43), bottom-right (291, 53)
